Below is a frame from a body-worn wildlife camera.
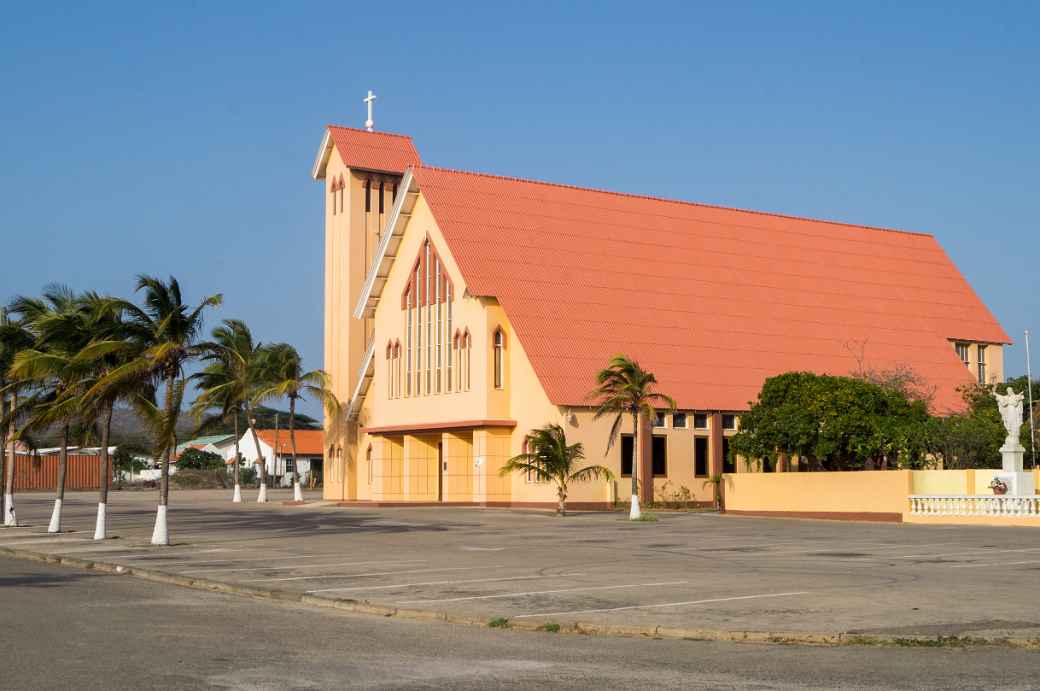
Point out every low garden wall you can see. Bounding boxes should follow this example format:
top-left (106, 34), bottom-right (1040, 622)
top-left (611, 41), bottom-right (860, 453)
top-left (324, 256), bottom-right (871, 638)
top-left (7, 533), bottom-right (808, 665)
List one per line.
top-left (724, 468), bottom-right (1040, 523)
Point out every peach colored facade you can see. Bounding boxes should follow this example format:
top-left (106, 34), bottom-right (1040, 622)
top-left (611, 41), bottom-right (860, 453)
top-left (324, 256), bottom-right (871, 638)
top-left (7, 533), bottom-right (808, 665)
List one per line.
top-left (314, 126), bottom-right (1009, 509)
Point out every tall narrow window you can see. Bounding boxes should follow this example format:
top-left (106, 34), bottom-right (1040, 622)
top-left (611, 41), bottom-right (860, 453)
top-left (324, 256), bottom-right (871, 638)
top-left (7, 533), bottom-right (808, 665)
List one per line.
top-left (331, 186), bottom-right (337, 216)
top-left (338, 186), bottom-right (344, 213)
top-left (415, 262), bottom-right (423, 395)
top-left (364, 179), bottom-right (371, 212)
top-left (392, 183), bottom-right (398, 202)
top-left (386, 344), bottom-right (393, 399)
top-left (425, 243), bottom-right (432, 394)
top-left (395, 344), bottom-right (402, 398)
top-left (493, 329), bottom-right (505, 389)
top-left (467, 333), bottom-right (472, 390)
top-left (435, 259), bottom-right (442, 393)
top-left (378, 181), bottom-right (385, 214)
top-left (367, 446), bottom-right (373, 485)
top-left (955, 342), bottom-right (969, 368)
top-left (977, 345), bottom-right (988, 385)
top-left (406, 292), bottom-right (413, 396)
top-left (446, 288), bottom-right (454, 392)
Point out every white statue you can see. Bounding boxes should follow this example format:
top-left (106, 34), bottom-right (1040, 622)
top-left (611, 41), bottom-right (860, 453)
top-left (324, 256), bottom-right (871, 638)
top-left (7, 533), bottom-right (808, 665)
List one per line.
top-left (993, 386), bottom-right (1025, 443)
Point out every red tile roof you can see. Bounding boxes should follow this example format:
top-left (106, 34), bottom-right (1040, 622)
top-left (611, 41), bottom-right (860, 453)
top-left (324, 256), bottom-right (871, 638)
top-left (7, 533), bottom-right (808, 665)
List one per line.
top-left (327, 125), bottom-right (420, 174)
top-left (412, 165), bottom-right (1009, 414)
top-left (255, 429), bottom-right (325, 456)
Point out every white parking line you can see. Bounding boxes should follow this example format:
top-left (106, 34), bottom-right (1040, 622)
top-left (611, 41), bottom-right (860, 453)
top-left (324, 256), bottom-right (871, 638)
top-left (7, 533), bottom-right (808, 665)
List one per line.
top-left (398, 580), bottom-right (688, 605)
top-left (512, 591), bottom-right (810, 619)
top-left (948, 559), bottom-right (1040, 569)
top-left (181, 559), bottom-right (426, 575)
top-left (898, 547), bottom-right (1040, 559)
top-left (248, 565), bottom-right (499, 583)
top-left (150, 554), bottom-right (333, 568)
top-left (307, 573), bottom-right (586, 595)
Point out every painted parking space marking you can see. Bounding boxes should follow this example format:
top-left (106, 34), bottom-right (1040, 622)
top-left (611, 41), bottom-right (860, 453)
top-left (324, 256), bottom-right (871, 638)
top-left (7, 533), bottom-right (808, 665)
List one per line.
top-left (897, 547), bottom-right (1040, 559)
top-left (306, 573), bottom-right (586, 595)
top-left (512, 591), bottom-right (810, 619)
top-left (948, 559), bottom-right (1040, 569)
top-left (180, 558), bottom-right (427, 575)
top-left (397, 579), bottom-right (689, 605)
top-left (247, 564), bottom-right (501, 583)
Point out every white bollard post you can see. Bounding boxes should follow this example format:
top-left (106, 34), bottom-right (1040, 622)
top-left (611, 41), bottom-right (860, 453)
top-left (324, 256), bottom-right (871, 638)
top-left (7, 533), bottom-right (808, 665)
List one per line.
top-left (93, 503), bottom-right (107, 540)
top-left (232, 484), bottom-right (242, 503)
top-left (47, 498), bottom-right (63, 533)
top-left (150, 505), bottom-right (169, 545)
top-left (293, 481), bottom-right (303, 503)
top-left (257, 483), bottom-right (267, 503)
top-left (629, 494), bottom-right (641, 520)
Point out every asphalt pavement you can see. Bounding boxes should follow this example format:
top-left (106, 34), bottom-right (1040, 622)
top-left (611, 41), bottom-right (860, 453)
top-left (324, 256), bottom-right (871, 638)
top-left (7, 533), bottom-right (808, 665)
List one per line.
top-left (3, 554), bottom-right (1040, 690)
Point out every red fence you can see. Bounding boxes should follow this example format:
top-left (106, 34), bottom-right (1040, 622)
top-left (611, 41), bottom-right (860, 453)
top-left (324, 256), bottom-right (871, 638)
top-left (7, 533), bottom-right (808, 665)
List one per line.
top-left (13, 454), bottom-right (110, 491)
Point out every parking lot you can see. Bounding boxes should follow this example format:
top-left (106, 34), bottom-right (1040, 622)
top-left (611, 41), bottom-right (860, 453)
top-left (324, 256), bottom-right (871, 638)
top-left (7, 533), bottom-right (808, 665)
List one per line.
top-left (3, 490), bottom-right (1040, 639)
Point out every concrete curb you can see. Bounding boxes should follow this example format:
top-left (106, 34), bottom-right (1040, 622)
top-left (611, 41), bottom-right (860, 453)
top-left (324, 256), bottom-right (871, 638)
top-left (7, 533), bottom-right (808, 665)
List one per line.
top-left (2, 545), bottom-right (1038, 650)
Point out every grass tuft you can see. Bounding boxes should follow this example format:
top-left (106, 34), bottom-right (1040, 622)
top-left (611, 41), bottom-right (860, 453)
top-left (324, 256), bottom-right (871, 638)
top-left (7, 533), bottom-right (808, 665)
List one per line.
top-left (538, 622), bottom-right (561, 633)
top-left (631, 512), bottom-right (658, 522)
top-left (488, 617), bottom-right (510, 628)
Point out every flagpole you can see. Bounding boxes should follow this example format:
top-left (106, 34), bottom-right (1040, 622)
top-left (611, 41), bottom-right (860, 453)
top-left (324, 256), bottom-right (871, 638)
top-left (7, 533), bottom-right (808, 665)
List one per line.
top-left (1026, 329), bottom-right (1036, 469)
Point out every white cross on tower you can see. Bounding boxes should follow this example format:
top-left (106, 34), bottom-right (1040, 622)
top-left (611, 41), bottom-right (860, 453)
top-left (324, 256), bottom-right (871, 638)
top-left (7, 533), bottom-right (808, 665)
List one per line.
top-left (363, 90), bottom-right (376, 132)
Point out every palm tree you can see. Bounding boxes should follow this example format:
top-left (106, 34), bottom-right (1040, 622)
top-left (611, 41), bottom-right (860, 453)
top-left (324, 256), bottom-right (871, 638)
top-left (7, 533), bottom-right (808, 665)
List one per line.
top-left (0, 308), bottom-right (33, 527)
top-left (7, 286), bottom-right (93, 533)
top-left (587, 355), bottom-right (675, 520)
top-left (498, 424), bottom-right (613, 516)
top-left (75, 293), bottom-right (146, 540)
top-left (255, 343), bottom-right (339, 503)
top-left (92, 276), bottom-right (221, 545)
top-left (192, 319), bottom-right (265, 503)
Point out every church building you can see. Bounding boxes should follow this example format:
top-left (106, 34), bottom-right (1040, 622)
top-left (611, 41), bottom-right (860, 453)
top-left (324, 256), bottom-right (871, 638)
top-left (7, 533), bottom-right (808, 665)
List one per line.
top-left (313, 121), bottom-right (1010, 508)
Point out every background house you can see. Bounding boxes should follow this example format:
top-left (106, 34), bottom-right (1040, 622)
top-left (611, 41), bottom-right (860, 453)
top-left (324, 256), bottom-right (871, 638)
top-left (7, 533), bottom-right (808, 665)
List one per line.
top-left (236, 429), bottom-right (324, 487)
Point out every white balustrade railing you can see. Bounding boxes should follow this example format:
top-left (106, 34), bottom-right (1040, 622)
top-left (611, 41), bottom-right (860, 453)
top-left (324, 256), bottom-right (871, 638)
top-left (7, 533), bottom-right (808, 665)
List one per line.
top-left (909, 495), bottom-right (1040, 517)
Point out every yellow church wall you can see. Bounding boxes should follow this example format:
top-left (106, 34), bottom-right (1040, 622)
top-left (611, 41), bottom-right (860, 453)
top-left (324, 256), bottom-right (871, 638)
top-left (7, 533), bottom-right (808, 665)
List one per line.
top-left (724, 470), bottom-right (912, 518)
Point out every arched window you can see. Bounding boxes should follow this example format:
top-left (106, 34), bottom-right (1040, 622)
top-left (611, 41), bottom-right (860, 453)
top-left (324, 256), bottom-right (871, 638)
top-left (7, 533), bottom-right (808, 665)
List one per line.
top-left (386, 342), bottom-right (393, 398)
top-left (366, 445), bottom-right (373, 485)
top-left (493, 328), bottom-right (505, 390)
top-left (405, 289), bottom-right (413, 397)
top-left (464, 330), bottom-right (472, 391)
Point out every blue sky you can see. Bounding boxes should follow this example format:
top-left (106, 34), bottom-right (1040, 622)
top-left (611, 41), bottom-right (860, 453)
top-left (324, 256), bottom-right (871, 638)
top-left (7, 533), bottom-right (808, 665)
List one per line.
top-left (1, 2), bottom-right (1037, 415)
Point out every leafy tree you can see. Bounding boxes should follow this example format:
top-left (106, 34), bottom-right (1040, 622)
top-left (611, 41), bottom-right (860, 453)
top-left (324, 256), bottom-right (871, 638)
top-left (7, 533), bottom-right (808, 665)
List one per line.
top-left (498, 424), bottom-right (613, 516)
top-left (731, 372), bottom-right (931, 470)
top-left (930, 378), bottom-right (1038, 469)
top-left (178, 448), bottom-right (225, 470)
top-left (254, 343), bottom-right (338, 502)
top-left (587, 355), bottom-right (675, 519)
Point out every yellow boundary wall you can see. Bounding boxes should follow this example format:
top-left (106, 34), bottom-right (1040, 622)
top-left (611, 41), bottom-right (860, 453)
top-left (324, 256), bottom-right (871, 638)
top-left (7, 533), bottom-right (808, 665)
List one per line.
top-left (724, 468), bottom-right (1040, 524)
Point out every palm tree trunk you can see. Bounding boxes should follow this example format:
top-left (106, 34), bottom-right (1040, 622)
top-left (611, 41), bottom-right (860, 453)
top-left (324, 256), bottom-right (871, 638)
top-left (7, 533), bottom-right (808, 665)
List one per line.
top-left (629, 409), bottom-right (641, 519)
top-left (289, 396), bottom-right (302, 502)
top-left (94, 403), bottom-right (113, 540)
top-left (3, 391), bottom-right (16, 527)
top-left (48, 424), bottom-right (69, 533)
top-left (249, 413), bottom-right (267, 503)
top-left (232, 411), bottom-right (241, 503)
top-left (557, 483), bottom-right (567, 517)
top-left (151, 372), bottom-right (176, 545)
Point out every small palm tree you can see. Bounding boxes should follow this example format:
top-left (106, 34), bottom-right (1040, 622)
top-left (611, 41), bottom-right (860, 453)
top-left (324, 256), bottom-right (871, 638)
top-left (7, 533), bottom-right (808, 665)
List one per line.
top-left (587, 355), bottom-right (675, 520)
top-left (92, 276), bottom-right (221, 545)
top-left (7, 286), bottom-right (94, 533)
top-left (255, 343), bottom-right (339, 503)
top-left (498, 424), bottom-right (613, 516)
top-left (0, 308), bottom-right (34, 527)
top-left (193, 319), bottom-right (266, 503)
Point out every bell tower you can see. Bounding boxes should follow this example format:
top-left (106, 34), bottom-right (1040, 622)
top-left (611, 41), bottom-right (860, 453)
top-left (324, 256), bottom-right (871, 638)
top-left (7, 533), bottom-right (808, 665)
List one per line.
top-left (311, 107), bottom-right (421, 500)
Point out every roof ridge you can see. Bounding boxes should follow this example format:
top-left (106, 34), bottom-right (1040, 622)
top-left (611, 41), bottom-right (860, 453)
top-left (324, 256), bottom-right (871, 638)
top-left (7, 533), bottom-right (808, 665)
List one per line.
top-left (412, 163), bottom-right (932, 239)
top-left (327, 124), bottom-right (415, 141)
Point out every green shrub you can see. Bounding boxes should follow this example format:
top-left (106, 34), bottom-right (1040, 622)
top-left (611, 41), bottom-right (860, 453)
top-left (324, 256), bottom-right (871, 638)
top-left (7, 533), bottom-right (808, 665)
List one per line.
top-left (488, 617), bottom-right (509, 628)
top-left (171, 469), bottom-right (228, 489)
top-left (178, 449), bottom-right (225, 470)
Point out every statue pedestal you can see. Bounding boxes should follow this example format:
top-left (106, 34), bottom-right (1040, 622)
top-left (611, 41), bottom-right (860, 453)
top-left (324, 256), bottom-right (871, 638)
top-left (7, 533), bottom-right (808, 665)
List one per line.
top-left (998, 441), bottom-right (1034, 496)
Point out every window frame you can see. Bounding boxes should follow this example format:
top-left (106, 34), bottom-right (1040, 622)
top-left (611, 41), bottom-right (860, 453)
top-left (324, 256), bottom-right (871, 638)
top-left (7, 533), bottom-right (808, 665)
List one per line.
top-left (672, 412), bottom-right (688, 429)
top-left (493, 328), bottom-right (505, 390)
